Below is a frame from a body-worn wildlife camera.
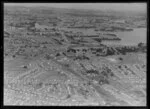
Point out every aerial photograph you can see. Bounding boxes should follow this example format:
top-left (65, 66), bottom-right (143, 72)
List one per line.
top-left (4, 3), bottom-right (147, 106)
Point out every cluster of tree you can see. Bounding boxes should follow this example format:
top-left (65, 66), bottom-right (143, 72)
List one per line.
top-left (74, 55), bottom-right (90, 60)
top-left (93, 38), bottom-right (102, 43)
top-left (44, 54), bottom-right (51, 60)
top-left (104, 43), bottom-right (146, 56)
top-left (138, 42), bottom-right (147, 52)
top-left (4, 31), bottom-right (10, 38)
top-left (85, 68), bottom-right (112, 85)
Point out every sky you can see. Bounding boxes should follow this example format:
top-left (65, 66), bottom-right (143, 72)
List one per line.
top-left (4, 3), bottom-right (146, 12)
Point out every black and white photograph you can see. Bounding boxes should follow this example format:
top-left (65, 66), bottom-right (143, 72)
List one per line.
top-left (4, 3), bottom-right (147, 106)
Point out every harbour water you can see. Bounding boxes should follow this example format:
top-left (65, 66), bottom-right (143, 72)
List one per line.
top-left (62, 27), bottom-right (147, 46)
top-left (102, 28), bottom-right (147, 46)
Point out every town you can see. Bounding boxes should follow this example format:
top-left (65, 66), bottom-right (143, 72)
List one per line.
top-left (4, 3), bottom-right (146, 106)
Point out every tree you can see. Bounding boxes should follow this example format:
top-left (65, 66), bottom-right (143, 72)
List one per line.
top-left (138, 42), bottom-right (145, 48)
top-left (118, 57), bottom-right (123, 61)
